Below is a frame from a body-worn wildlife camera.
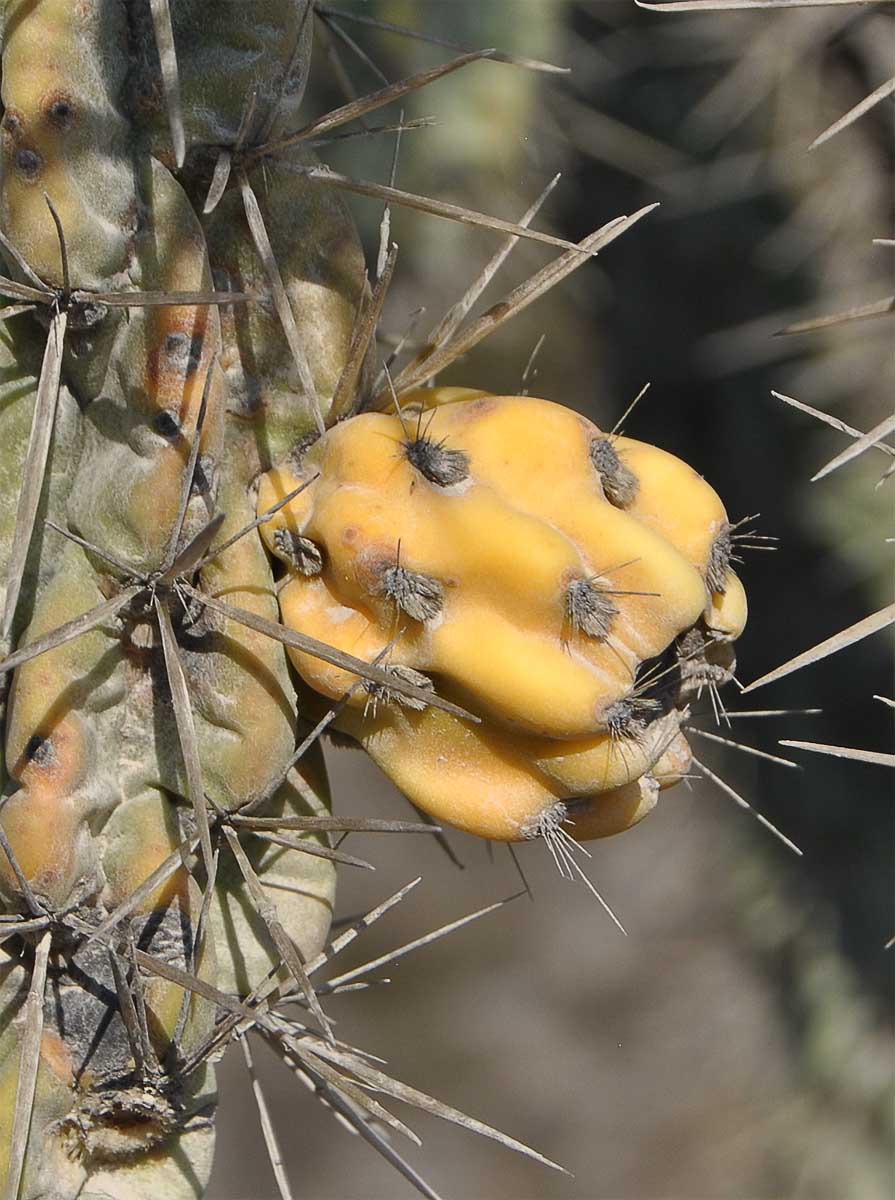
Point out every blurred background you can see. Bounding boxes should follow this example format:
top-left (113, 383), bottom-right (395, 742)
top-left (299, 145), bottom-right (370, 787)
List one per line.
top-left (209, 3), bottom-right (893, 1197)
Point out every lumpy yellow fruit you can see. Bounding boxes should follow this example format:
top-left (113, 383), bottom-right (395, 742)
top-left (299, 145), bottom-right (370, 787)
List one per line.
top-left (258, 391), bottom-right (746, 843)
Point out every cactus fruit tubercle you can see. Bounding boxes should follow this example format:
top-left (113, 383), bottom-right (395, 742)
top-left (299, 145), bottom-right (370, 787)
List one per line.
top-left (0, 4), bottom-right (747, 1198)
top-left (258, 387), bottom-right (746, 845)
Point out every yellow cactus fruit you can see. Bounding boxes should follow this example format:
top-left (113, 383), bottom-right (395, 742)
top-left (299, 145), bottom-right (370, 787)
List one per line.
top-left (258, 391), bottom-right (747, 845)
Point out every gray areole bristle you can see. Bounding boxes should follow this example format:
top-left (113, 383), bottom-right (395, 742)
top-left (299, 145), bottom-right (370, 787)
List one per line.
top-left (273, 529), bottom-right (324, 576)
top-left (379, 564), bottom-right (444, 622)
top-left (363, 664), bottom-right (435, 711)
top-left (521, 800), bottom-right (569, 842)
top-left (566, 578), bottom-right (618, 641)
top-left (604, 696), bottom-right (663, 740)
top-left (706, 523), bottom-right (733, 594)
top-left (589, 437), bottom-right (639, 507)
top-left (404, 435), bottom-right (470, 487)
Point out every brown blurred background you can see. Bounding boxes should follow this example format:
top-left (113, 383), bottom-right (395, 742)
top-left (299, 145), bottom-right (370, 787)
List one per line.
top-left (208, 3), bottom-right (894, 1197)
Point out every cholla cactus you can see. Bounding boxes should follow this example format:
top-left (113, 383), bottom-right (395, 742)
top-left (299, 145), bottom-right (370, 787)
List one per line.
top-left (0, 3), bottom-right (766, 1198)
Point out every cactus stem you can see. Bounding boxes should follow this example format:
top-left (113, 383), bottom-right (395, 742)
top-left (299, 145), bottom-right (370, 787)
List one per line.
top-left (238, 171), bottom-right (325, 437)
top-left (44, 518), bottom-right (143, 578)
top-left (0, 820), bottom-right (49, 918)
top-left (1, 308), bottom-right (66, 642)
top-left (0, 586), bottom-right (141, 678)
top-left (155, 595), bottom-right (217, 879)
top-left (255, 2), bottom-right (316, 145)
top-left (89, 838), bottom-right (199, 947)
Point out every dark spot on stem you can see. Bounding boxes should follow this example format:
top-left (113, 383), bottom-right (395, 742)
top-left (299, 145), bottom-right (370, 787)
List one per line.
top-left (14, 147), bottom-right (42, 179)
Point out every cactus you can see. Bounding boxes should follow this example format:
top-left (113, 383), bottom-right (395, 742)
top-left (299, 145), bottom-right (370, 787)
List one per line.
top-left (0, 3), bottom-right (655, 1195)
top-left (1, 2), bottom-right (886, 1197)
top-left (257, 388), bottom-right (745, 849)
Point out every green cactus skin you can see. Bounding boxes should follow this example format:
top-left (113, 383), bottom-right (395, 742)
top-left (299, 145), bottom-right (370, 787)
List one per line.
top-left (0, 0), bottom-right (136, 290)
top-left (128, 0), bottom-right (315, 167)
top-left (0, 3), bottom-right (347, 1196)
top-left (205, 150), bottom-right (369, 466)
top-left (0, 319), bottom-right (83, 662)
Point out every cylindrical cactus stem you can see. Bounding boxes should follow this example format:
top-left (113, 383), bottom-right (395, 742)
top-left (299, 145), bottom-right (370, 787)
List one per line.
top-left (0, 934), bottom-right (218, 1200)
top-left (128, 0), bottom-right (315, 170)
top-left (208, 751), bottom-right (335, 996)
top-left (204, 150), bottom-right (369, 469)
top-left (0, 318), bottom-right (83, 663)
top-left (0, 4), bottom-right (341, 1193)
top-left (0, 0), bottom-right (136, 289)
top-left (63, 157), bottom-right (226, 573)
